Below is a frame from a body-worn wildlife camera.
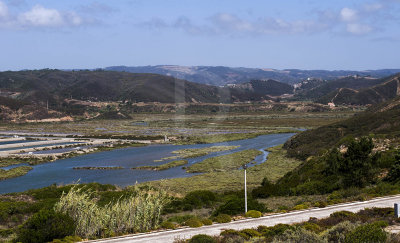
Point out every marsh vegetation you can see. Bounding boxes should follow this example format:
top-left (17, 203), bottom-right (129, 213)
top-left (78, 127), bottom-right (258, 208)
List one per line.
top-left (132, 160), bottom-right (188, 171)
top-left (0, 166), bottom-right (32, 180)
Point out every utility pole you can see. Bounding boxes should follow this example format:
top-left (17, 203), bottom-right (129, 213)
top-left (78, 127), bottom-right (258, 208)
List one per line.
top-left (243, 164), bottom-right (248, 213)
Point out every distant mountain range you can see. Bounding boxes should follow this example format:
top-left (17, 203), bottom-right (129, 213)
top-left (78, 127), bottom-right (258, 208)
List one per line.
top-left (104, 65), bottom-right (400, 86)
top-left (1, 68), bottom-right (400, 121)
top-left (0, 70), bottom-right (294, 104)
top-left (0, 69), bottom-right (296, 121)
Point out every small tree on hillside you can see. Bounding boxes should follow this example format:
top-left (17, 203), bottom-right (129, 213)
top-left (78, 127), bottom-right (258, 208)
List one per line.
top-left (385, 150), bottom-right (400, 182)
top-left (325, 137), bottom-right (378, 188)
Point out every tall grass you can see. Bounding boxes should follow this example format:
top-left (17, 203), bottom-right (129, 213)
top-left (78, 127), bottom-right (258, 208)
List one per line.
top-left (54, 186), bottom-right (168, 238)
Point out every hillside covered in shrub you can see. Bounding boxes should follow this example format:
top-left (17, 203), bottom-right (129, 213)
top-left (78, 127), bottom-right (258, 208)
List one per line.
top-left (284, 96), bottom-right (400, 160)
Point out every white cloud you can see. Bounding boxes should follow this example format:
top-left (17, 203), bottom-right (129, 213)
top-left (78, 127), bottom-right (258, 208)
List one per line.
top-left (346, 23), bottom-right (372, 34)
top-left (140, 1), bottom-right (395, 37)
top-left (0, 2), bottom-right (85, 29)
top-left (0, 1), bottom-right (8, 19)
top-left (340, 7), bottom-right (358, 22)
top-left (18, 5), bottom-right (64, 27)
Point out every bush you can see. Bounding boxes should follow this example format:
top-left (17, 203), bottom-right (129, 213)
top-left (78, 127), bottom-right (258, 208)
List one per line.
top-left (321, 221), bottom-right (359, 243)
top-left (185, 218), bottom-right (204, 228)
top-left (0, 229), bottom-right (13, 237)
top-left (16, 209), bottom-right (75, 243)
top-left (371, 220), bottom-right (389, 228)
top-left (301, 222), bottom-right (321, 233)
top-left (214, 214), bottom-right (231, 223)
top-left (245, 210), bottom-right (262, 218)
top-left (260, 224), bottom-right (294, 238)
top-left (213, 195), bottom-right (265, 216)
top-left (252, 178), bottom-right (276, 198)
top-left (201, 218), bottom-right (213, 225)
top-left (189, 234), bottom-right (216, 243)
top-left (221, 229), bottom-right (247, 240)
top-left (345, 223), bottom-right (388, 243)
top-left (160, 221), bottom-right (176, 229)
top-left (313, 201), bottom-right (327, 208)
top-left (272, 227), bottom-right (323, 242)
top-left (239, 229), bottom-right (261, 240)
top-left (184, 190), bottom-right (217, 208)
top-left (330, 211), bottom-right (358, 222)
top-left (50, 235), bottom-right (82, 243)
top-left (292, 204), bottom-right (309, 210)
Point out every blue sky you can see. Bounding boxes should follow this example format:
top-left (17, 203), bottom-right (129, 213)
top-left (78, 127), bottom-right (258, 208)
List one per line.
top-left (0, 0), bottom-right (399, 71)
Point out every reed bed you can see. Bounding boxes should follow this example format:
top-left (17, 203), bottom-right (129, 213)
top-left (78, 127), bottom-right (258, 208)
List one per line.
top-left (54, 186), bottom-right (168, 239)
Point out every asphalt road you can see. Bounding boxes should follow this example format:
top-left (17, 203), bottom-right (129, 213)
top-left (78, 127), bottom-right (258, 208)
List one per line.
top-left (87, 195), bottom-right (400, 243)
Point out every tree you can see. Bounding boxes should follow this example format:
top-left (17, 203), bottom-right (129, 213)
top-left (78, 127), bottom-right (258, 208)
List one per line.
top-left (385, 150), bottom-right (400, 182)
top-left (16, 209), bottom-right (75, 243)
top-left (324, 137), bottom-right (378, 188)
top-left (340, 137), bottom-right (377, 187)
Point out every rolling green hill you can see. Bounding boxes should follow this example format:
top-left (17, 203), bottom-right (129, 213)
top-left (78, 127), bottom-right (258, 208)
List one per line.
top-left (283, 96), bottom-right (400, 160)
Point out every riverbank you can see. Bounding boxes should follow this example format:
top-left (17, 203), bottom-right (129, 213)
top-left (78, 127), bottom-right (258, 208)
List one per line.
top-left (141, 145), bottom-right (302, 195)
top-left (0, 133), bottom-right (295, 194)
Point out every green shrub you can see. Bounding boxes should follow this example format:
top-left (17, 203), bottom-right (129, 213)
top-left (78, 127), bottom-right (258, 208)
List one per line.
top-left (260, 224), bottom-right (294, 238)
top-left (214, 214), bottom-right (231, 223)
top-left (160, 221), bottom-right (176, 229)
top-left (245, 210), bottom-right (262, 218)
top-left (301, 222), bottom-right (321, 233)
top-left (345, 223), bottom-right (388, 243)
top-left (314, 201), bottom-right (327, 208)
top-left (213, 195), bottom-right (265, 215)
top-left (189, 234), bottom-right (216, 243)
top-left (0, 201), bottom-right (31, 224)
top-left (330, 211), bottom-right (358, 221)
top-left (220, 229), bottom-right (248, 240)
top-left (201, 218), bottom-right (213, 225)
top-left (185, 218), bottom-right (204, 228)
top-left (357, 207), bottom-right (393, 219)
top-left (50, 235), bottom-right (82, 243)
top-left (239, 229), bottom-right (261, 239)
top-left (167, 214), bottom-right (196, 224)
top-left (16, 209), bottom-right (75, 243)
top-left (321, 221), bottom-right (360, 243)
top-left (184, 190), bottom-right (217, 208)
top-left (0, 229), bottom-right (13, 237)
top-left (252, 178), bottom-right (276, 198)
top-left (221, 229), bottom-right (239, 236)
top-left (272, 227), bottom-right (323, 243)
top-left (294, 180), bottom-right (333, 195)
top-left (371, 220), bottom-right (389, 228)
top-left (293, 204), bottom-right (309, 210)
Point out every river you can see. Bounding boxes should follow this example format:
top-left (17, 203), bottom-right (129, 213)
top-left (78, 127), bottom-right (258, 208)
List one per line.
top-left (0, 133), bottom-right (294, 194)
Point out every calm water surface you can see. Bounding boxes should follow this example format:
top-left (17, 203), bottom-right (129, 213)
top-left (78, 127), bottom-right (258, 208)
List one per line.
top-left (0, 133), bottom-right (294, 194)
